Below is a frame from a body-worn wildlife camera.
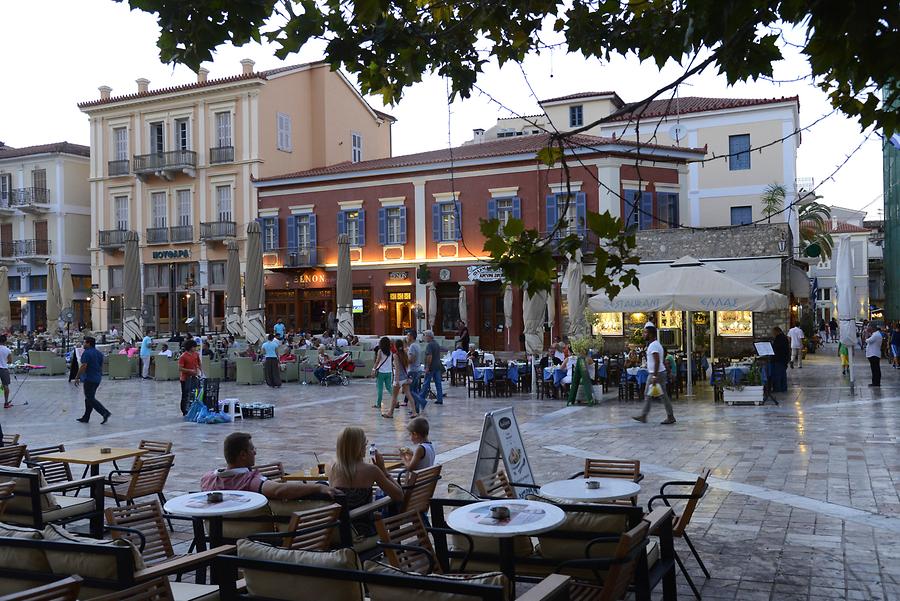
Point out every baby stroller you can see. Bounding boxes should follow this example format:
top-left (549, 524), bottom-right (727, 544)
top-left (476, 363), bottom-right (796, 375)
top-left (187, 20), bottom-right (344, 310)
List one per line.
top-left (316, 352), bottom-right (356, 386)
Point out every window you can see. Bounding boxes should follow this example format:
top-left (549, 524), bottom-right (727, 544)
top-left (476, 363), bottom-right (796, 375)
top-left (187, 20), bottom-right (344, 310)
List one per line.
top-left (113, 127), bottom-right (128, 160)
top-left (730, 206), bottom-right (752, 225)
top-left (176, 189), bottom-right (191, 226)
top-left (339, 209), bottom-right (365, 246)
top-left (114, 195), bottom-right (129, 230)
top-left (149, 122), bottom-right (164, 154)
top-left (547, 192), bottom-right (586, 236)
top-left (441, 203), bottom-right (458, 241)
top-left (209, 261), bottom-right (226, 285)
top-left (175, 118), bottom-right (190, 151)
top-left (32, 168), bottom-right (47, 190)
top-left (216, 185), bottom-right (232, 221)
top-left (276, 112), bottom-right (292, 151)
top-left (287, 213), bottom-right (317, 261)
top-left (143, 265), bottom-right (170, 289)
top-left (656, 192), bottom-right (679, 229)
top-left (72, 275), bottom-right (91, 291)
top-left (296, 214), bottom-right (311, 248)
top-left (569, 105), bottom-right (584, 128)
top-left (261, 217), bottom-right (279, 251)
top-left (1, 173), bottom-right (12, 205)
top-left (151, 191), bottom-right (167, 228)
top-left (109, 266), bottom-right (124, 290)
top-left (728, 134), bottom-right (750, 170)
top-left (7, 276), bottom-right (20, 292)
top-left (351, 132), bottom-right (362, 163)
top-left (622, 190), bottom-right (679, 230)
top-left (215, 111), bottom-right (232, 147)
top-left (29, 276), bottom-right (47, 292)
top-left (386, 208), bottom-right (403, 245)
top-left (496, 198), bottom-right (514, 226)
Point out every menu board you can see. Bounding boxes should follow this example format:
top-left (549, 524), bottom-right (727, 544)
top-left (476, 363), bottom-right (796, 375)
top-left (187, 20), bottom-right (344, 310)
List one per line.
top-left (470, 407), bottom-right (536, 498)
top-left (593, 312), bottom-right (624, 336)
top-left (716, 310), bottom-right (753, 337)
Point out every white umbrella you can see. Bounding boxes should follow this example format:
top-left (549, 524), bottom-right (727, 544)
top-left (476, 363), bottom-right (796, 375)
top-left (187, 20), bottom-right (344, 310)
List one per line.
top-left (427, 282), bottom-right (437, 330)
top-left (835, 236), bottom-right (856, 391)
top-left (45, 260), bottom-right (61, 331)
top-left (547, 284), bottom-right (556, 339)
top-left (225, 239), bottom-right (244, 337)
top-left (0, 266), bottom-right (10, 331)
top-left (503, 283), bottom-right (513, 348)
top-left (564, 250), bottom-right (588, 338)
top-left (336, 234), bottom-right (354, 337)
top-left (523, 287), bottom-right (548, 397)
top-left (458, 285), bottom-right (467, 326)
top-left (244, 221), bottom-right (266, 344)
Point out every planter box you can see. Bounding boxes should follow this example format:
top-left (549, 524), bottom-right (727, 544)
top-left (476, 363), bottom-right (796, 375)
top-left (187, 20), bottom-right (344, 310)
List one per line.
top-left (724, 385), bottom-right (765, 405)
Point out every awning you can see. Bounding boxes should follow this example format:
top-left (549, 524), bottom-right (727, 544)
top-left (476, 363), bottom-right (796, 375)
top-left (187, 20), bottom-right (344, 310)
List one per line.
top-left (790, 264), bottom-right (810, 299)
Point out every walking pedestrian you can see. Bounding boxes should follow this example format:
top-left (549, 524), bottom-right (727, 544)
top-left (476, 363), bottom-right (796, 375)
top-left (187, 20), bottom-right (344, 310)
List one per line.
top-left (405, 330), bottom-right (421, 404)
top-left (371, 336), bottom-right (393, 411)
top-left (140, 328), bottom-right (154, 379)
top-left (787, 323), bottom-right (804, 368)
top-left (178, 339), bottom-right (201, 415)
top-left (829, 317), bottom-right (838, 343)
top-left (75, 336), bottom-right (111, 424)
top-left (384, 339), bottom-right (412, 418)
top-left (415, 330), bottom-right (444, 413)
top-left (632, 324), bottom-right (676, 425)
top-left (261, 334), bottom-right (281, 388)
top-left (770, 327), bottom-right (790, 392)
top-left (838, 341), bottom-right (850, 376)
top-left (891, 323), bottom-right (900, 369)
top-left (0, 335), bottom-right (11, 409)
top-left (864, 324), bottom-right (882, 387)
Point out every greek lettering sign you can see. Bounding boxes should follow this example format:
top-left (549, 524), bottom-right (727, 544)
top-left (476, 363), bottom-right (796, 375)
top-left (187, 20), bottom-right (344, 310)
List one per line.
top-left (388, 271), bottom-right (409, 281)
top-left (467, 264), bottom-right (504, 282)
top-left (152, 249), bottom-right (190, 260)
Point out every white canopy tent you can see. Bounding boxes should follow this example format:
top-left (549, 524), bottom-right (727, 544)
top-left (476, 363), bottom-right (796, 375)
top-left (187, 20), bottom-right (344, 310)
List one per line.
top-left (589, 256), bottom-right (789, 396)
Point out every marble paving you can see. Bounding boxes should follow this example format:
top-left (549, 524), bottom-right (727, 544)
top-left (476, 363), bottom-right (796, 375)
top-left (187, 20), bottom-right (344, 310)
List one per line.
top-left (3, 344), bottom-right (899, 600)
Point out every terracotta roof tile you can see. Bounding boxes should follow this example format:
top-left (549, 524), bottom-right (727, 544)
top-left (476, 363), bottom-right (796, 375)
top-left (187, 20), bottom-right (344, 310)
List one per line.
top-left (540, 91), bottom-right (622, 105)
top-left (0, 142), bottom-right (90, 159)
top-left (606, 95), bottom-right (799, 122)
top-left (256, 132), bottom-right (704, 183)
top-left (826, 221), bottom-right (869, 234)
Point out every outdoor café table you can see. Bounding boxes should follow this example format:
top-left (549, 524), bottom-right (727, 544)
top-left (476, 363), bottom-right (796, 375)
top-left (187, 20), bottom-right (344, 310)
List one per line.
top-left (543, 366), bottom-right (567, 387)
top-left (32, 446), bottom-right (148, 478)
top-left (472, 366), bottom-right (495, 382)
top-left (165, 490), bottom-right (268, 549)
top-left (447, 499), bottom-right (565, 596)
top-left (539, 478), bottom-right (641, 504)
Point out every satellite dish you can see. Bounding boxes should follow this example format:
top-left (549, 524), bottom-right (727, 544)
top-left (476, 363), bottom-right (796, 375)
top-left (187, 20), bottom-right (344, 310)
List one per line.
top-left (61, 307), bottom-right (75, 323)
top-left (668, 124), bottom-right (687, 144)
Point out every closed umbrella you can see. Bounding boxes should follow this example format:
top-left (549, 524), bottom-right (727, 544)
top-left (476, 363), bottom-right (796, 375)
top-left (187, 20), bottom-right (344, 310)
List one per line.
top-left (45, 260), bottom-right (61, 329)
top-left (503, 283), bottom-right (513, 348)
top-left (60, 264), bottom-right (74, 319)
top-left (336, 234), bottom-right (354, 337)
top-left (523, 287), bottom-right (548, 398)
top-left (225, 239), bottom-right (243, 337)
top-left (458, 285), bottom-right (467, 326)
top-left (244, 220), bottom-right (266, 344)
top-left (122, 230), bottom-right (142, 343)
top-left (427, 283), bottom-right (437, 330)
top-left (564, 250), bottom-right (588, 338)
top-left (0, 266), bottom-right (10, 331)
top-left (547, 283), bottom-right (556, 339)
top-left (835, 236), bottom-right (856, 392)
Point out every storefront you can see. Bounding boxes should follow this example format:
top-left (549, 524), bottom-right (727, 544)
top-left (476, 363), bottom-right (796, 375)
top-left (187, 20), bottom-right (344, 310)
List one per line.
top-left (264, 268), bottom-right (336, 333)
top-left (142, 260), bottom-right (200, 334)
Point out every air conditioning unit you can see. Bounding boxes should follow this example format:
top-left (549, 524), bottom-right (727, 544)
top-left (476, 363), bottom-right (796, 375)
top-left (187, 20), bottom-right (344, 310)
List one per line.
top-left (658, 328), bottom-right (682, 349)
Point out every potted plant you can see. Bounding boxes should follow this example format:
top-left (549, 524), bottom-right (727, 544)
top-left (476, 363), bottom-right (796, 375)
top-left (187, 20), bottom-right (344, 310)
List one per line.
top-left (722, 361), bottom-right (765, 405)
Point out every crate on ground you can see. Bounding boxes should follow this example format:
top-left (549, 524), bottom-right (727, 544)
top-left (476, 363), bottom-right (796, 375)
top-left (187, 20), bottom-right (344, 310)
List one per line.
top-left (242, 403), bottom-right (275, 419)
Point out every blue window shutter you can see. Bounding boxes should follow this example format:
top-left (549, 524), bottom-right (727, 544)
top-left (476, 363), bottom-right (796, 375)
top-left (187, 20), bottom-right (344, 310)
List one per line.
top-left (308, 214), bottom-right (317, 263)
top-left (487, 198), bottom-right (497, 220)
top-left (272, 217), bottom-right (280, 249)
top-left (545, 194), bottom-right (558, 233)
top-left (337, 210), bottom-right (347, 236)
top-left (454, 201), bottom-right (462, 240)
top-left (639, 192), bottom-right (653, 231)
top-left (575, 192), bottom-right (587, 234)
top-left (286, 215), bottom-right (297, 253)
top-left (512, 197), bottom-right (521, 220)
top-left (378, 207), bottom-right (387, 245)
top-left (623, 190), bottom-right (639, 230)
top-left (358, 208), bottom-right (366, 246)
top-left (399, 206), bottom-right (407, 244)
top-left (432, 203), bottom-right (441, 242)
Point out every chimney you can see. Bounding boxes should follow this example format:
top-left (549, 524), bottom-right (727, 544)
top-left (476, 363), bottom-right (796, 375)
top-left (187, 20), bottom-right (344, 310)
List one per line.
top-left (240, 59), bottom-right (255, 75)
top-left (136, 78), bottom-right (150, 93)
top-left (197, 68), bottom-right (209, 83)
top-left (98, 85), bottom-right (112, 100)
top-left (832, 216), bottom-right (838, 229)
top-left (473, 128), bottom-right (485, 144)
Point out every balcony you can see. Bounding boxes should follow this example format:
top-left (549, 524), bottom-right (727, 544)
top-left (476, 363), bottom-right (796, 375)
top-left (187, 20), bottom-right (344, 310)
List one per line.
top-left (146, 227), bottom-right (169, 244)
top-left (200, 221), bottom-right (236, 242)
top-left (541, 229), bottom-right (601, 256)
top-left (0, 242), bottom-right (14, 264)
top-left (10, 188), bottom-right (50, 212)
top-left (98, 229), bottom-right (130, 251)
top-left (133, 150), bottom-right (197, 180)
top-left (263, 246), bottom-right (323, 269)
top-left (170, 225), bottom-right (193, 243)
top-left (14, 239), bottom-right (51, 261)
top-left (108, 159), bottom-right (130, 176)
top-left (209, 146), bottom-right (234, 164)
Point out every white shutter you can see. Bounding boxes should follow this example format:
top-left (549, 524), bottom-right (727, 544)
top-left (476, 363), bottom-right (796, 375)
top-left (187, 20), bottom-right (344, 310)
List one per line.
top-left (215, 112), bottom-right (232, 147)
top-left (151, 192), bottom-right (167, 228)
top-left (114, 196), bottom-right (129, 230)
top-left (216, 186), bottom-right (232, 221)
top-left (177, 190), bottom-right (191, 226)
top-left (277, 113), bottom-right (292, 151)
top-left (114, 127), bottom-right (128, 160)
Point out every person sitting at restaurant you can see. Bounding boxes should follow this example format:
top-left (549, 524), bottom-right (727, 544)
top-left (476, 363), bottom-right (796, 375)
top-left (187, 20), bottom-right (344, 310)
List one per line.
top-left (158, 343), bottom-right (173, 357)
top-left (467, 343), bottom-right (480, 363)
top-left (202, 432), bottom-right (335, 500)
top-left (314, 347), bottom-right (332, 382)
top-left (348, 334), bottom-right (360, 346)
top-left (201, 341), bottom-right (214, 357)
top-left (625, 348), bottom-right (641, 368)
top-left (109, 324), bottom-right (119, 337)
top-left (279, 348), bottom-right (297, 363)
top-left (117, 342), bottom-right (134, 356)
top-left (400, 417), bottom-right (436, 471)
top-left (450, 343), bottom-right (468, 366)
top-left (168, 331), bottom-right (185, 345)
top-left (320, 330), bottom-right (334, 347)
top-left (335, 333), bottom-right (349, 348)
top-left (552, 343), bottom-right (566, 365)
top-left (328, 427), bottom-right (404, 535)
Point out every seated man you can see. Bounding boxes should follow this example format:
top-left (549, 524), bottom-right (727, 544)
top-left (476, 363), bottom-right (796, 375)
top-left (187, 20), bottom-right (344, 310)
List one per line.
top-left (450, 344), bottom-right (468, 366)
top-left (202, 432), bottom-right (335, 501)
top-left (158, 344), bottom-right (174, 358)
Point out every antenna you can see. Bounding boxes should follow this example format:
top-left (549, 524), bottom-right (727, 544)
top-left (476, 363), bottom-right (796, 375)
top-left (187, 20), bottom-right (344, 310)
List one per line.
top-left (668, 124), bottom-right (687, 145)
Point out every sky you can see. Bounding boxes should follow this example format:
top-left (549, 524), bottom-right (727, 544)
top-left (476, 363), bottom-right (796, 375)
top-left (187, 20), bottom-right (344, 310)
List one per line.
top-left (0, 1), bottom-right (885, 218)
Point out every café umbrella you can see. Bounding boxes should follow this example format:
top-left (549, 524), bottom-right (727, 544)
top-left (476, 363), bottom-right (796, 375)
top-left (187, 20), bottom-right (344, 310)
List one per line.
top-left (45, 259), bottom-right (61, 329)
top-left (0, 266), bottom-right (9, 331)
top-left (523, 287), bottom-right (548, 398)
top-left (835, 236), bottom-right (856, 392)
top-left (503, 283), bottom-right (513, 347)
top-left (458, 285), bottom-right (467, 327)
top-left (122, 231), bottom-right (142, 342)
top-left (225, 239), bottom-right (244, 337)
top-left (243, 221), bottom-right (266, 345)
top-left (336, 234), bottom-right (354, 337)
top-left (564, 250), bottom-right (589, 338)
top-left (427, 283), bottom-right (437, 330)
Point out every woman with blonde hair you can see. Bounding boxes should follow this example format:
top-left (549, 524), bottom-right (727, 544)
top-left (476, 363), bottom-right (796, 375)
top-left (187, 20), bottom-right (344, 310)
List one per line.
top-left (329, 427), bottom-right (404, 536)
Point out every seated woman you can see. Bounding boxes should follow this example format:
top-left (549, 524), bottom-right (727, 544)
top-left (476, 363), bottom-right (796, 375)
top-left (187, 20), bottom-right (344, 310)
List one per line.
top-left (328, 427), bottom-right (403, 537)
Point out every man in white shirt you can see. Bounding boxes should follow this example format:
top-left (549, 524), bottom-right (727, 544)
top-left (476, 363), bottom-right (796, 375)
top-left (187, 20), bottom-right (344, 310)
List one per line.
top-left (864, 324), bottom-right (883, 387)
top-left (633, 324), bottom-right (676, 425)
top-left (109, 325), bottom-right (119, 338)
top-left (787, 324), bottom-right (805, 368)
top-left (0, 335), bottom-right (11, 408)
top-left (335, 335), bottom-right (349, 348)
top-left (158, 344), bottom-right (173, 358)
top-left (450, 344), bottom-right (468, 366)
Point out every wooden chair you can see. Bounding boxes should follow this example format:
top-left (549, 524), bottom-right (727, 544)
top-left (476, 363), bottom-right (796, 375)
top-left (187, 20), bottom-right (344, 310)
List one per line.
top-left (112, 440), bottom-right (173, 472)
top-left (251, 462), bottom-right (286, 482)
top-left (105, 501), bottom-right (178, 568)
top-left (0, 444), bottom-right (26, 467)
top-left (0, 466), bottom-right (105, 537)
top-left (492, 368), bottom-right (512, 398)
top-left (474, 469), bottom-right (516, 500)
top-left (1, 433), bottom-right (20, 446)
top-left (579, 458), bottom-right (642, 506)
top-left (90, 577), bottom-right (173, 601)
top-left (105, 453), bottom-right (175, 507)
top-left (0, 479), bottom-right (14, 518)
top-left (375, 510), bottom-right (443, 574)
top-left (281, 503), bottom-right (344, 550)
top-left (399, 464), bottom-right (442, 514)
top-left (710, 364), bottom-right (726, 403)
top-left (0, 575), bottom-right (82, 601)
top-left (451, 359), bottom-right (468, 386)
top-left (25, 445), bottom-right (74, 488)
top-left (466, 363), bottom-right (485, 398)
top-left (647, 468), bottom-right (712, 600)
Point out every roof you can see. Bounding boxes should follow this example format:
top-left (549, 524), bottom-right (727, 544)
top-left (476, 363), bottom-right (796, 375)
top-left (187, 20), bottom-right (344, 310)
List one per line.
top-left (0, 142), bottom-right (90, 159)
top-left (78, 62), bottom-right (325, 108)
top-left (803, 220), bottom-right (869, 234)
top-left (256, 132), bottom-right (705, 183)
top-left (604, 96), bottom-right (799, 122)
top-left (540, 91), bottom-right (623, 105)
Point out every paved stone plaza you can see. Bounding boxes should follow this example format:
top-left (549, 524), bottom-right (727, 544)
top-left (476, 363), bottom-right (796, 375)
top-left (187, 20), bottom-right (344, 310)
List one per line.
top-left (3, 345), bottom-right (899, 600)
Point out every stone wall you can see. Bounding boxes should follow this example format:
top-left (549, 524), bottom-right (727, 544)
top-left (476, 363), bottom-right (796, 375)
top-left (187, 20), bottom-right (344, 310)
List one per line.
top-left (635, 222), bottom-right (793, 262)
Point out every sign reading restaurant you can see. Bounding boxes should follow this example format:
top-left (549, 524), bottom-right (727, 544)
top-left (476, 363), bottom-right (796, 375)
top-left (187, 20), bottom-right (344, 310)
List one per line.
top-left (152, 249), bottom-right (190, 260)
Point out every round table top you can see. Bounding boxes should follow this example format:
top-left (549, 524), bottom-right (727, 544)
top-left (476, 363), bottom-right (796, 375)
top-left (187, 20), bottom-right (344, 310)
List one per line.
top-left (164, 490), bottom-right (268, 517)
top-left (447, 500), bottom-right (566, 538)
top-left (539, 478), bottom-right (641, 503)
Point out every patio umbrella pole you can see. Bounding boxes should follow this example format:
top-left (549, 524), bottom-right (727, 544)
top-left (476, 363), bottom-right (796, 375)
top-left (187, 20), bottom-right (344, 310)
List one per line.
top-left (709, 311), bottom-right (715, 366)
top-left (686, 311), bottom-right (694, 398)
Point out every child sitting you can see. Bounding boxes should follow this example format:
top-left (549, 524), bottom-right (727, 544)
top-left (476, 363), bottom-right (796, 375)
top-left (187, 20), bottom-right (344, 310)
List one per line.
top-left (400, 417), bottom-right (435, 471)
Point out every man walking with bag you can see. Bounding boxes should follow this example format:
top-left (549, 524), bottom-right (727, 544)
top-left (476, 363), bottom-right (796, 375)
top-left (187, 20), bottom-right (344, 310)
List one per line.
top-left (632, 324), bottom-right (676, 425)
top-left (75, 336), bottom-right (111, 424)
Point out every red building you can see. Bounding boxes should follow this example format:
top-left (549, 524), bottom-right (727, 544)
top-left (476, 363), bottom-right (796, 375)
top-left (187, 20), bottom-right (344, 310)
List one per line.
top-left (253, 133), bottom-right (704, 349)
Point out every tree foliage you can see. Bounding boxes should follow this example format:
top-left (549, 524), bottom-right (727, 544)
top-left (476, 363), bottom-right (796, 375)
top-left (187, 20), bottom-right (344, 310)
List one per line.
top-left (798, 200), bottom-right (834, 260)
top-left (760, 183), bottom-right (786, 224)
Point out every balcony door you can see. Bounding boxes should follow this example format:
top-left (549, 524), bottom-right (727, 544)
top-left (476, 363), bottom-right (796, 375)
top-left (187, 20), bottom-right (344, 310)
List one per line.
top-left (34, 221), bottom-right (48, 254)
top-left (0, 223), bottom-right (11, 258)
top-left (150, 122), bottom-right (164, 154)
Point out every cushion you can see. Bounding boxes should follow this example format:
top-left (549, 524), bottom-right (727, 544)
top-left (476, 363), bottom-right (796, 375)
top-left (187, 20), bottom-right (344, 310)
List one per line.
top-left (0, 523), bottom-right (50, 572)
top-left (365, 560), bottom-right (507, 601)
top-left (42, 524), bottom-right (145, 580)
top-left (169, 581), bottom-right (222, 601)
top-left (525, 495), bottom-right (628, 561)
top-left (1, 466), bottom-right (59, 513)
top-left (236, 539), bottom-right (363, 601)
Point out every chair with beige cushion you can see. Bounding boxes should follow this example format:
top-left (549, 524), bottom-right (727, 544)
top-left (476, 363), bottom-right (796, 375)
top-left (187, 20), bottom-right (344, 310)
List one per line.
top-left (0, 575), bottom-right (83, 601)
top-left (0, 480), bottom-right (14, 518)
top-left (24, 446), bottom-right (74, 489)
top-left (90, 577), bottom-right (174, 601)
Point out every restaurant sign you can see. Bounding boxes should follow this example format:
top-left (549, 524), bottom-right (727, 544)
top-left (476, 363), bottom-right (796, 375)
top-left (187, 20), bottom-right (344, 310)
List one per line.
top-left (388, 271), bottom-right (409, 281)
top-left (293, 269), bottom-right (334, 289)
top-left (152, 249), bottom-right (190, 260)
top-left (467, 264), bottom-right (504, 282)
